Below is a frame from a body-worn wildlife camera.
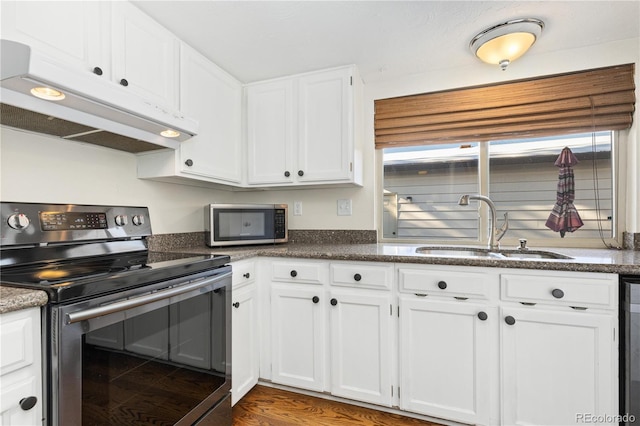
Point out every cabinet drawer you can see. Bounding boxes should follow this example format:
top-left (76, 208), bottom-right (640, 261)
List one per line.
top-left (232, 261), bottom-right (255, 289)
top-left (500, 273), bottom-right (617, 309)
top-left (271, 260), bottom-right (327, 285)
top-left (330, 262), bottom-right (393, 290)
top-left (398, 267), bottom-right (494, 300)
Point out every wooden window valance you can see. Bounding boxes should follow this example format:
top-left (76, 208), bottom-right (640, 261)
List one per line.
top-left (375, 63), bottom-right (635, 149)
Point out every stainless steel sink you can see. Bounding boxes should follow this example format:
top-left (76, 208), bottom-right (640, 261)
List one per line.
top-left (495, 250), bottom-right (572, 260)
top-left (415, 247), bottom-right (498, 258)
top-left (415, 246), bottom-right (572, 260)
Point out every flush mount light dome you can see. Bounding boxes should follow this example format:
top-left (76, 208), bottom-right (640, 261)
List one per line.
top-left (160, 129), bottom-right (181, 138)
top-left (470, 18), bottom-right (544, 71)
top-left (30, 86), bottom-right (66, 101)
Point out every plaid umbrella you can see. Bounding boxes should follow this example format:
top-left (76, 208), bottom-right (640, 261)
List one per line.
top-left (545, 147), bottom-right (584, 237)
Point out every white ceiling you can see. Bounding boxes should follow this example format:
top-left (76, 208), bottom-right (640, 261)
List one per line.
top-left (132, 1), bottom-right (640, 84)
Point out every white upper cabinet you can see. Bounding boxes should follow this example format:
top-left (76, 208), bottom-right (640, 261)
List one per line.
top-left (2, 1), bottom-right (180, 110)
top-left (246, 65), bottom-right (363, 187)
top-left (178, 43), bottom-right (242, 182)
top-left (1, 1), bottom-right (107, 75)
top-left (110, 1), bottom-right (179, 109)
top-left (136, 43), bottom-right (243, 186)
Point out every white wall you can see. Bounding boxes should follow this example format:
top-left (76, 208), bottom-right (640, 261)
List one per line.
top-left (1, 38), bottom-right (638, 237)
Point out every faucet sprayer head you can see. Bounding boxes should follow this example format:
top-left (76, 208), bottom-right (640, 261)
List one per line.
top-left (458, 195), bottom-right (470, 206)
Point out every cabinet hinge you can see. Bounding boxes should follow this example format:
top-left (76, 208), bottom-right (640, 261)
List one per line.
top-left (350, 162), bottom-right (353, 172)
top-left (350, 76), bottom-right (353, 86)
top-left (390, 304), bottom-right (393, 316)
top-left (391, 385), bottom-right (393, 397)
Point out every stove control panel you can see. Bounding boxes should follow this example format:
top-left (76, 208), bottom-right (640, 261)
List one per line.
top-left (1, 202), bottom-right (152, 246)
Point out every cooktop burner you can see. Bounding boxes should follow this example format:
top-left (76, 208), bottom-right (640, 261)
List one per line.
top-left (1, 251), bottom-right (229, 303)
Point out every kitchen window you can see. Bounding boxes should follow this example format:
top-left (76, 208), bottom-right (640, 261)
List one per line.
top-left (382, 131), bottom-right (618, 247)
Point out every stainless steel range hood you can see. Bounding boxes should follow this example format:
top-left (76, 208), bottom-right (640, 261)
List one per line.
top-left (1, 39), bottom-right (198, 153)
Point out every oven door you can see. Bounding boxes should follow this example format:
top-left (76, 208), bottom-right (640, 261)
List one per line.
top-left (47, 267), bottom-right (231, 426)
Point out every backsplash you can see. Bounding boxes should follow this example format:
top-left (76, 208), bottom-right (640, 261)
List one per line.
top-left (148, 230), bottom-right (377, 251)
top-left (623, 232), bottom-right (640, 250)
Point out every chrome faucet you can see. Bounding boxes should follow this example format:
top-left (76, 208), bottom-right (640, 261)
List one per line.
top-left (458, 194), bottom-right (509, 250)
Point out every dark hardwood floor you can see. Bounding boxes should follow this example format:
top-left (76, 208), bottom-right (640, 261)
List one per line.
top-left (232, 385), bottom-right (442, 426)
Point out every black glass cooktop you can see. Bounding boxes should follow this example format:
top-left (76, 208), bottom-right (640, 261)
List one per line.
top-left (1, 251), bottom-right (230, 303)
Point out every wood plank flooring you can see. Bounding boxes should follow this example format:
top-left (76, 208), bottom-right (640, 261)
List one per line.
top-left (232, 385), bottom-right (442, 426)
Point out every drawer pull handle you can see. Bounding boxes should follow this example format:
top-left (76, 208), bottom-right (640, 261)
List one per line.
top-left (233, 302), bottom-right (240, 308)
top-left (414, 293), bottom-right (427, 297)
top-left (505, 316), bottom-right (516, 325)
top-left (312, 296), bottom-right (320, 304)
top-left (551, 288), bottom-right (565, 299)
top-left (243, 273), bottom-right (251, 279)
top-left (354, 273), bottom-right (362, 282)
top-left (330, 298), bottom-right (338, 306)
top-left (290, 270), bottom-right (297, 278)
top-left (437, 281), bottom-right (447, 290)
top-left (520, 302), bottom-right (536, 306)
top-left (19, 396), bottom-right (37, 411)
top-left (477, 311), bottom-right (488, 321)
top-left (571, 306), bottom-right (588, 311)
top-left (454, 296), bottom-right (468, 301)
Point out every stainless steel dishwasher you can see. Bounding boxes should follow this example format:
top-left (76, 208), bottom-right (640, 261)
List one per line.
top-left (620, 275), bottom-right (640, 425)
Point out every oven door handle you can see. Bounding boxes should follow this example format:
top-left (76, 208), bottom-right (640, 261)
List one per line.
top-left (66, 272), bottom-right (230, 324)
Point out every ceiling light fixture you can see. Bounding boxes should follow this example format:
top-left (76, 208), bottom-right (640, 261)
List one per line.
top-left (470, 18), bottom-right (544, 71)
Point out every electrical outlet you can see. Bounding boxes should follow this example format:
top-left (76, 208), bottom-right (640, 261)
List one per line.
top-left (294, 201), bottom-right (302, 216)
top-left (337, 199), bottom-right (352, 216)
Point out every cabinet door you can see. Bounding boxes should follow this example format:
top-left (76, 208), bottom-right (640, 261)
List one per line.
top-left (1, 1), bottom-right (106, 74)
top-left (232, 284), bottom-right (259, 405)
top-left (179, 44), bottom-right (242, 183)
top-left (329, 289), bottom-right (393, 406)
top-left (501, 306), bottom-right (616, 426)
top-left (246, 80), bottom-right (295, 185)
top-left (399, 296), bottom-right (494, 425)
top-left (270, 284), bottom-right (325, 391)
top-left (297, 67), bottom-right (353, 183)
top-left (111, 1), bottom-right (179, 109)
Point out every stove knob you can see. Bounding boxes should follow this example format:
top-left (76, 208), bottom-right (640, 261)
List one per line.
top-left (7, 213), bottom-right (30, 230)
top-left (132, 215), bottom-right (145, 226)
top-left (114, 215), bottom-right (128, 226)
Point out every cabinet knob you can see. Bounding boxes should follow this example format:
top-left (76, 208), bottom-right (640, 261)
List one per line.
top-left (243, 272), bottom-right (250, 279)
top-left (551, 288), bottom-right (565, 299)
top-left (290, 270), bottom-right (297, 278)
top-left (19, 396), bottom-right (37, 411)
top-left (330, 298), bottom-right (338, 306)
top-left (477, 311), bottom-right (488, 321)
top-left (353, 273), bottom-right (362, 282)
top-left (505, 316), bottom-right (516, 325)
top-left (437, 281), bottom-right (447, 290)
top-left (93, 66), bottom-right (103, 76)
top-left (312, 296), bottom-right (320, 304)
top-left (284, 171), bottom-right (290, 177)
top-left (119, 78), bottom-right (129, 87)
top-left (233, 302), bottom-right (240, 308)
top-left (298, 170), bottom-right (304, 177)
top-left (185, 159), bottom-right (194, 167)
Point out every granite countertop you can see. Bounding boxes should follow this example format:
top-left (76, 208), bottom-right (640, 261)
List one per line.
top-left (164, 243), bottom-right (640, 275)
top-left (0, 286), bottom-right (48, 314)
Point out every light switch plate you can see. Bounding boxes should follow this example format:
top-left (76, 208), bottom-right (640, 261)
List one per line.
top-left (294, 201), bottom-right (302, 216)
top-left (337, 199), bottom-right (352, 216)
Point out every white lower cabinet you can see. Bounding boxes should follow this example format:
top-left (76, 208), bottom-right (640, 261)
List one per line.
top-left (250, 258), bottom-right (619, 426)
top-left (232, 260), bottom-right (259, 405)
top-left (500, 271), bottom-right (618, 426)
top-left (329, 288), bottom-right (393, 406)
top-left (270, 283), bottom-right (326, 391)
top-left (399, 296), bottom-right (495, 425)
top-left (0, 308), bottom-right (43, 426)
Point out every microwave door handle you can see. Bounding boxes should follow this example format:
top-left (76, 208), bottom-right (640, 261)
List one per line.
top-left (65, 272), bottom-right (230, 324)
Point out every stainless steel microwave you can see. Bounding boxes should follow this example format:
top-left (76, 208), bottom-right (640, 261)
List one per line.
top-left (205, 204), bottom-right (288, 247)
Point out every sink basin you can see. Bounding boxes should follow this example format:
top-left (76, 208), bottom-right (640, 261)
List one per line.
top-left (495, 250), bottom-right (572, 260)
top-left (415, 247), bottom-right (498, 258)
top-left (415, 246), bottom-right (572, 260)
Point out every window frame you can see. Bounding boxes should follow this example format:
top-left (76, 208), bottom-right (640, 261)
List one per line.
top-left (377, 130), bottom-right (627, 249)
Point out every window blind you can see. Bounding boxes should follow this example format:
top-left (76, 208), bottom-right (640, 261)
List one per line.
top-left (375, 64), bottom-right (635, 149)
